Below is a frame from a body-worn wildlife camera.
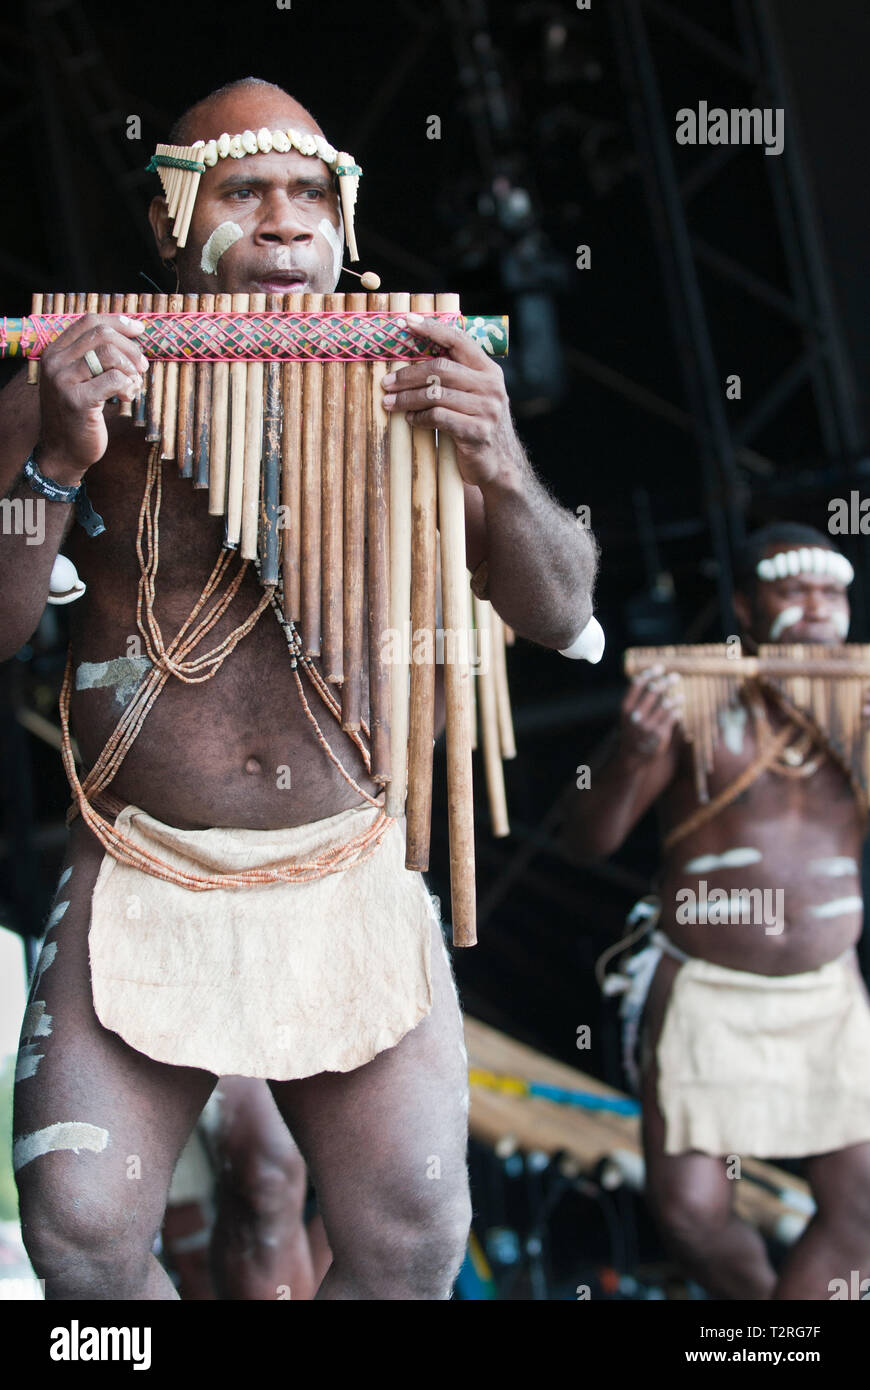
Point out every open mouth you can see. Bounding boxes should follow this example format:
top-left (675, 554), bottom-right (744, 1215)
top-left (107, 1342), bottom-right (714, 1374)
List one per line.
top-left (252, 271), bottom-right (309, 294)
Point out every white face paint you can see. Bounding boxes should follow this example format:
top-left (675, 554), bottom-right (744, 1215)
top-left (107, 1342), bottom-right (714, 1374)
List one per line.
top-left (317, 216), bottom-right (343, 285)
top-left (200, 221), bottom-right (244, 275)
top-left (768, 604), bottom-right (804, 641)
top-left (831, 610), bottom-right (850, 639)
top-left (684, 847), bottom-right (762, 873)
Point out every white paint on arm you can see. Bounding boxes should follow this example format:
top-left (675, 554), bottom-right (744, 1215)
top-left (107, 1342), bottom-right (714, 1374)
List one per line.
top-left (200, 221), bottom-right (244, 275)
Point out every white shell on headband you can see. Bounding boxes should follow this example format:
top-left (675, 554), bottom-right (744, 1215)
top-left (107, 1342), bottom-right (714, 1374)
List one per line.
top-left (256, 127), bottom-right (273, 153)
top-left (271, 129), bottom-right (290, 152)
top-left (241, 129), bottom-right (259, 155)
top-left (216, 132), bottom-right (231, 158)
top-left (202, 139), bottom-right (218, 166)
top-left (755, 546), bottom-right (854, 587)
top-left (228, 133), bottom-right (245, 158)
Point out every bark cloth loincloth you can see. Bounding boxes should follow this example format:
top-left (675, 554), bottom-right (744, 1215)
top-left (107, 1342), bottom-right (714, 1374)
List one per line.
top-left (612, 923), bottom-right (870, 1159)
top-left (88, 802), bottom-right (439, 1080)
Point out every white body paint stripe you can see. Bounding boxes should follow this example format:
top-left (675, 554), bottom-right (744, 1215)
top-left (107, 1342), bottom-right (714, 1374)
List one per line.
top-left (57, 866), bottom-right (73, 891)
top-left (808, 897), bottom-right (863, 919)
top-left (13, 1122), bottom-right (109, 1172)
top-left (684, 848), bottom-right (762, 873)
top-left (809, 858), bottom-right (858, 877)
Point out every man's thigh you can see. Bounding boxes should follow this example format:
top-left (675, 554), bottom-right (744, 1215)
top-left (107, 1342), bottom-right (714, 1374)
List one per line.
top-left (640, 955), bottom-right (733, 1221)
top-left (267, 919), bottom-right (469, 1243)
top-left (14, 820), bottom-right (216, 1247)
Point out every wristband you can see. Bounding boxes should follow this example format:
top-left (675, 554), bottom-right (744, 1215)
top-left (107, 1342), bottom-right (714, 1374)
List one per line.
top-left (23, 452), bottom-right (81, 503)
top-left (22, 453), bottom-right (106, 536)
top-left (558, 613), bottom-right (605, 663)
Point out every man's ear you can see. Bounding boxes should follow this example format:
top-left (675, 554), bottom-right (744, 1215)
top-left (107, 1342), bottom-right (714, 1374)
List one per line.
top-left (148, 195), bottom-right (176, 262)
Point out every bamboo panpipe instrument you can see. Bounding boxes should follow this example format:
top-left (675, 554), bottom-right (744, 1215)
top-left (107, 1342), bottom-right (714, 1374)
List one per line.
top-left (15, 290), bottom-right (514, 946)
top-left (625, 643), bottom-right (870, 804)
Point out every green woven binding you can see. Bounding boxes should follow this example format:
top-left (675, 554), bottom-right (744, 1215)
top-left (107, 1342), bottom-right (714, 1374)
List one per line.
top-left (145, 154), bottom-right (206, 173)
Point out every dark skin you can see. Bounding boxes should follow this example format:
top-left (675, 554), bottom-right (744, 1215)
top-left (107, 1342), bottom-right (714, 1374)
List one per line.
top-left (7, 85), bottom-right (596, 1300)
top-left (563, 545), bottom-right (870, 1299)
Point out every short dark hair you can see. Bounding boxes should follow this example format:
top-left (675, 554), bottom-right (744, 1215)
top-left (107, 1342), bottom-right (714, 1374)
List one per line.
top-left (167, 77), bottom-right (307, 146)
top-left (733, 522), bottom-right (838, 594)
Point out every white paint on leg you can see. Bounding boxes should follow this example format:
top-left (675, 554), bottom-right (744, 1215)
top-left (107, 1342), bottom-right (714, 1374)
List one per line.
top-left (200, 221), bottom-right (244, 275)
top-left (809, 857), bottom-right (858, 878)
top-left (15, 1044), bottom-right (45, 1083)
top-left (808, 897), bottom-right (863, 920)
top-left (768, 605), bottom-right (804, 641)
top-left (46, 900), bottom-right (69, 932)
top-left (22, 1000), bottom-right (52, 1038)
top-left (684, 848), bottom-right (762, 873)
top-left (32, 941), bottom-right (57, 994)
top-left (13, 1121), bottom-right (109, 1172)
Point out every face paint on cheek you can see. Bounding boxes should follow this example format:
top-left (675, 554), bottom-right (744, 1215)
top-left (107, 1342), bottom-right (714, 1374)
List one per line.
top-left (831, 610), bottom-right (849, 639)
top-left (317, 217), bottom-right (343, 284)
top-left (768, 605), bottom-right (804, 641)
top-left (200, 221), bottom-right (244, 275)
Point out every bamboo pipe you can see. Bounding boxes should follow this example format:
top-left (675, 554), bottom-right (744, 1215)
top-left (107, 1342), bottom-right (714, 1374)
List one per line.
top-left (300, 292), bottom-right (324, 655)
top-left (435, 291), bottom-right (476, 944)
top-left (367, 289), bottom-right (392, 784)
top-left (321, 292), bottom-right (346, 681)
top-left (405, 293), bottom-right (438, 871)
top-left (385, 292), bottom-right (414, 817)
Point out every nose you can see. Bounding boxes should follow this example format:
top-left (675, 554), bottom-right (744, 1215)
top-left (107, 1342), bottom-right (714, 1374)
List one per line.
top-left (253, 190), bottom-right (314, 246)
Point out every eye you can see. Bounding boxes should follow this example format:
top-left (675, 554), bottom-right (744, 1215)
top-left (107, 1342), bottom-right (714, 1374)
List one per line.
top-left (300, 188), bottom-right (325, 201)
top-left (228, 188), bottom-right (255, 201)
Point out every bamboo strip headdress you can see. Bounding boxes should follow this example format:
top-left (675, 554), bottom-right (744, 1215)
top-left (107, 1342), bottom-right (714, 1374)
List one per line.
top-left (147, 126), bottom-right (362, 259)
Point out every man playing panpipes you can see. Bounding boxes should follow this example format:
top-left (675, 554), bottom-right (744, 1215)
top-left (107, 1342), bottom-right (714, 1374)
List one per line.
top-left (563, 522), bottom-right (870, 1300)
top-left (0, 78), bottom-right (599, 1300)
